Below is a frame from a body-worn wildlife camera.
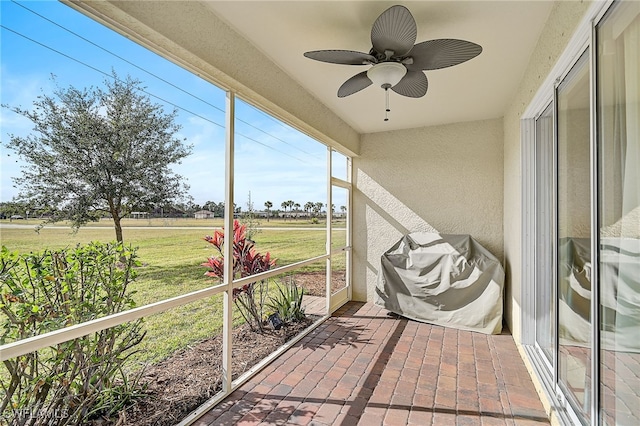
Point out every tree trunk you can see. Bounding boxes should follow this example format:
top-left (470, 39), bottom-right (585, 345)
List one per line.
top-left (112, 214), bottom-right (127, 263)
top-left (113, 214), bottom-right (124, 243)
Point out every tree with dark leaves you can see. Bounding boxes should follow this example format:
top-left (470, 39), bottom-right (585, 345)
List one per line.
top-left (3, 73), bottom-right (192, 243)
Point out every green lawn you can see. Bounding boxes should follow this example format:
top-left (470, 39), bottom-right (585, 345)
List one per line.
top-left (0, 223), bottom-right (345, 365)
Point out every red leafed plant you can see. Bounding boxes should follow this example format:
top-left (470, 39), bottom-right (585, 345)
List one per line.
top-left (202, 220), bottom-right (276, 332)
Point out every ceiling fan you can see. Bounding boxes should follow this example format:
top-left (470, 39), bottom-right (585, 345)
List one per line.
top-left (304, 5), bottom-right (482, 121)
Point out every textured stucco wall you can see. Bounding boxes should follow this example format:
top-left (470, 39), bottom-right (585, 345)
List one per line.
top-left (502, 0), bottom-right (591, 341)
top-left (352, 119), bottom-right (504, 302)
top-left (67, 0), bottom-right (360, 156)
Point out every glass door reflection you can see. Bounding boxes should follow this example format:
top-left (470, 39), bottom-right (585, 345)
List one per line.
top-left (556, 50), bottom-right (592, 421)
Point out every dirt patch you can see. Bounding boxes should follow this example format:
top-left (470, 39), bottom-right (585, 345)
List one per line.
top-left (294, 271), bottom-right (346, 296)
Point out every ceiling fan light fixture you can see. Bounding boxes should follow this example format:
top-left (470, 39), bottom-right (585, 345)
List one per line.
top-left (367, 62), bottom-right (407, 89)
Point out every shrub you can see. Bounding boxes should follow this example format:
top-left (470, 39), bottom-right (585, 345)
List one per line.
top-left (0, 242), bottom-right (145, 425)
top-left (266, 280), bottom-right (306, 324)
top-left (202, 220), bottom-right (276, 332)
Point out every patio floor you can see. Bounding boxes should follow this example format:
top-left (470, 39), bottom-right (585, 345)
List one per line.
top-left (194, 302), bottom-right (549, 426)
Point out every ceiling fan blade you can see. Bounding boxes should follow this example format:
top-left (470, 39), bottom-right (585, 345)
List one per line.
top-left (304, 50), bottom-right (376, 65)
top-left (371, 5), bottom-right (417, 58)
top-left (391, 71), bottom-right (428, 98)
top-left (338, 71), bottom-right (372, 98)
top-left (406, 39), bottom-right (482, 71)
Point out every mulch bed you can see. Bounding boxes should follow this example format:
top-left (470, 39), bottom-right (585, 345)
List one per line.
top-left (97, 272), bottom-right (336, 426)
top-left (293, 271), bottom-right (347, 297)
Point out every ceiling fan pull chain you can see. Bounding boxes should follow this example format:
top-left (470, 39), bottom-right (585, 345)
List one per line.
top-left (385, 87), bottom-right (390, 112)
top-left (384, 87), bottom-right (390, 121)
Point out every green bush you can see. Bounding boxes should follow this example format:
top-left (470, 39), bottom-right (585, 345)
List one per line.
top-left (0, 242), bottom-right (145, 425)
top-left (266, 280), bottom-right (305, 324)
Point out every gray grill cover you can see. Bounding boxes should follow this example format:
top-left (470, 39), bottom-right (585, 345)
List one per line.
top-left (375, 233), bottom-right (504, 334)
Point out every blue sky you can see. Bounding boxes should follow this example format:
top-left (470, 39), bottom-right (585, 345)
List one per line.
top-left (1, 1), bottom-right (346, 211)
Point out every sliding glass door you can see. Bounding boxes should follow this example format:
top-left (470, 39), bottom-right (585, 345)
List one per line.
top-left (556, 50), bottom-right (592, 422)
top-left (528, 2), bottom-right (639, 424)
top-left (596, 2), bottom-right (640, 425)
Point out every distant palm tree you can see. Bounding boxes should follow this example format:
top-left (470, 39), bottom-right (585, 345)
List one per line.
top-left (286, 200), bottom-right (295, 219)
top-left (280, 200), bottom-right (294, 220)
top-left (264, 201), bottom-right (273, 221)
top-left (293, 203), bottom-right (301, 219)
top-left (313, 202), bottom-right (324, 217)
top-left (281, 201), bottom-right (288, 220)
top-left (304, 201), bottom-right (314, 217)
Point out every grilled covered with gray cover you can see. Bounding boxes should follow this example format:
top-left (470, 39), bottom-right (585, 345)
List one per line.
top-left (376, 233), bottom-right (504, 334)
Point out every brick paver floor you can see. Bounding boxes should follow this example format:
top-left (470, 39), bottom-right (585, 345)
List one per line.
top-left (194, 302), bottom-right (549, 425)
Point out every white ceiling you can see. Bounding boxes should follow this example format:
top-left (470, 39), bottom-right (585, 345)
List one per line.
top-left (205, 1), bottom-right (554, 134)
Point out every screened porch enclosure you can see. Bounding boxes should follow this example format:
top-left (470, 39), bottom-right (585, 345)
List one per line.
top-left (1, 0), bottom-right (638, 425)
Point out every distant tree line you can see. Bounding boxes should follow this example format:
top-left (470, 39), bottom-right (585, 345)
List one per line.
top-left (0, 199), bottom-right (347, 220)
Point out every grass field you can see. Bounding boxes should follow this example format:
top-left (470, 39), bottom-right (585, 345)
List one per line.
top-left (0, 219), bottom-right (346, 365)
